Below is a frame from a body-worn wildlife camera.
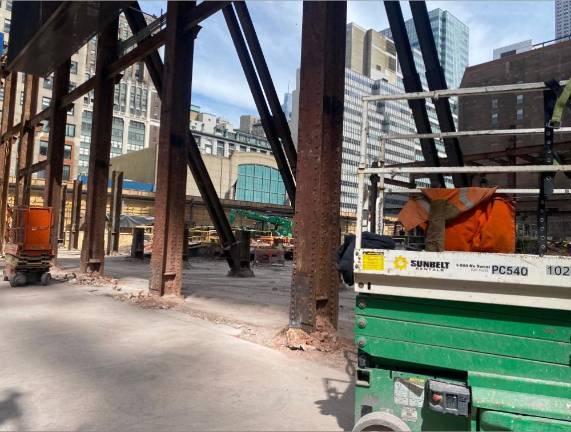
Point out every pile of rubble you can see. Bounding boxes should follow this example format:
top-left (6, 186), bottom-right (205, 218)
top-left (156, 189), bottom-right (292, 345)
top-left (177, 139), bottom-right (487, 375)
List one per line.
top-left (71, 272), bottom-right (118, 288)
top-left (281, 316), bottom-right (350, 353)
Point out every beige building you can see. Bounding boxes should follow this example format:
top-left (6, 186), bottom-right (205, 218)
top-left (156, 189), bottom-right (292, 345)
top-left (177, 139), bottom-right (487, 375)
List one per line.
top-left (110, 143), bottom-right (285, 206)
top-left (345, 22), bottom-right (398, 83)
top-left (239, 114), bottom-right (258, 134)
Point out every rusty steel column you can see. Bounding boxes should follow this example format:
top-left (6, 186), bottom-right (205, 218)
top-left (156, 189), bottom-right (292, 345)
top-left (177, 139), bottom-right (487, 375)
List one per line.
top-left (59, 184), bottom-right (67, 245)
top-left (0, 71), bottom-right (18, 251)
top-left (69, 179), bottom-right (82, 250)
top-left (14, 75), bottom-right (39, 206)
top-left (44, 59), bottom-right (71, 255)
top-left (289, 2), bottom-right (347, 332)
top-left (149, 2), bottom-right (197, 296)
top-left (106, 170), bottom-right (123, 255)
top-left (80, 18), bottom-right (119, 273)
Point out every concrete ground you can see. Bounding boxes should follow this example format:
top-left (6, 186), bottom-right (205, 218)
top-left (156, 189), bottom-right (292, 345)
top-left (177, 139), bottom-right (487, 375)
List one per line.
top-left (56, 252), bottom-right (357, 339)
top-left (0, 253), bottom-right (355, 431)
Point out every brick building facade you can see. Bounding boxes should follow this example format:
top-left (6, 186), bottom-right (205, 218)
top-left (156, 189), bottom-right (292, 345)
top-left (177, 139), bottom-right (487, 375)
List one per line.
top-left (459, 40), bottom-right (571, 240)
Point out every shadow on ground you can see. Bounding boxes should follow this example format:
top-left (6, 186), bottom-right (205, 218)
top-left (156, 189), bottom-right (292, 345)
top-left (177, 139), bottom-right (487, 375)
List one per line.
top-left (315, 350), bottom-right (355, 431)
top-left (0, 389), bottom-right (25, 430)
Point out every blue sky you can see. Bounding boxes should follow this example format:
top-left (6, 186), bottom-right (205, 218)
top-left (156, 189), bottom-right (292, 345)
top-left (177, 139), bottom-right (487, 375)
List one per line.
top-left (140, 1), bottom-right (555, 127)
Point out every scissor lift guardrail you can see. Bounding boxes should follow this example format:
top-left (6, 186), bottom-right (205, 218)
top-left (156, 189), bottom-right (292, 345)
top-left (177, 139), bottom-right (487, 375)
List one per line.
top-left (354, 81), bottom-right (571, 311)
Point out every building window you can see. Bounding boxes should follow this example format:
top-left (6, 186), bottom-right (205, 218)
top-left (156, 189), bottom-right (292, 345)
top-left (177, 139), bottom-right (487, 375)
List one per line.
top-left (67, 103), bottom-right (74, 116)
top-left (217, 140), bottom-right (225, 156)
top-left (491, 112), bottom-right (498, 127)
top-left (19, 91), bottom-right (23, 105)
top-left (0, 88), bottom-right (3, 102)
top-left (127, 120), bottom-right (145, 152)
top-left (64, 144), bottom-right (72, 160)
top-left (235, 164), bottom-right (286, 205)
top-left (62, 165), bottom-right (70, 181)
top-left (111, 117), bottom-right (124, 155)
top-left (69, 82), bottom-right (76, 92)
top-left (114, 82), bottom-right (127, 113)
top-left (150, 92), bottom-right (160, 120)
top-left (491, 98), bottom-right (498, 109)
top-left (65, 123), bottom-right (76, 137)
top-left (70, 61), bottom-right (78, 75)
top-left (129, 86), bottom-right (148, 117)
top-left (239, 145), bottom-right (247, 152)
top-left (43, 76), bottom-right (53, 90)
top-left (6, 0), bottom-right (11, 11)
top-left (39, 140), bottom-right (49, 156)
top-left (42, 96), bottom-right (51, 109)
top-left (134, 62), bottom-right (144, 82)
top-left (516, 108), bottom-right (524, 120)
top-left (4, 18), bottom-right (10, 33)
top-left (516, 94), bottom-right (524, 105)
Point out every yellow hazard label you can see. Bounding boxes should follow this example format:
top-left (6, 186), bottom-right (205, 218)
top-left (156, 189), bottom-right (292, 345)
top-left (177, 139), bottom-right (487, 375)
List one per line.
top-left (362, 252), bottom-right (384, 271)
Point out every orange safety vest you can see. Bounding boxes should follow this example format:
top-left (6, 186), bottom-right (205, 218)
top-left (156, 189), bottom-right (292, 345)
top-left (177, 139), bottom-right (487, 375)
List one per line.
top-left (398, 187), bottom-right (515, 253)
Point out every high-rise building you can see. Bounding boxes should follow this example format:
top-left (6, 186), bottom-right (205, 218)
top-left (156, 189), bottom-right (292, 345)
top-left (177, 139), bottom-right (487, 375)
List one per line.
top-left (281, 92), bottom-right (293, 120)
top-left (381, 8), bottom-right (469, 89)
top-left (556, 0), bottom-right (571, 40)
top-left (239, 115), bottom-right (258, 134)
top-left (291, 23), bottom-right (449, 213)
top-left (493, 40), bottom-right (533, 60)
top-left (0, 5), bottom-right (162, 180)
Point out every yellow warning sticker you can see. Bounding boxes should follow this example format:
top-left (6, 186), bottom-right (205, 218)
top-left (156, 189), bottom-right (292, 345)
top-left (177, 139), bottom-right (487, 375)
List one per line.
top-left (362, 252), bottom-right (384, 271)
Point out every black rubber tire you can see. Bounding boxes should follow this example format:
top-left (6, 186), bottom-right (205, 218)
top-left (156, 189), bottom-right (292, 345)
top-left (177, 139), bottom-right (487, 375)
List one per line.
top-left (13, 273), bottom-right (27, 287)
top-left (40, 272), bottom-right (51, 286)
top-left (352, 412), bottom-right (411, 432)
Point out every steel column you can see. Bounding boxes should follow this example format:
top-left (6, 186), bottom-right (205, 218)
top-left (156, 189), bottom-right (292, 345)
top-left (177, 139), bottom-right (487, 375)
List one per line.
top-left (80, 17), bottom-right (119, 273)
top-left (126, 2), bottom-right (249, 276)
top-left (409, 1), bottom-right (468, 187)
top-left (14, 75), bottom-right (39, 206)
top-left (44, 59), bottom-right (71, 255)
top-left (223, 6), bottom-right (296, 205)
top-left (384, 1), bottom-right (444, 187)
top-left (149, 2), bottom-right (197, 296)
top-left (289, 1), bottom-right (346, 331)
top-left (59, 184), bottom-right (67, 244)
top-left (234, 2), bottom-right (298, 175)
top-left (106, 170), bottom-right (123, 255)
top-left (69, 179), bottom-right (82, 250)
top-left (0, 72), bottom-right (18, 251)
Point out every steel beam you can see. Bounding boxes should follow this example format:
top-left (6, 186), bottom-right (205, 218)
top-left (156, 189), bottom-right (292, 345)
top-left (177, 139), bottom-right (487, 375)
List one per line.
top-left (14, 74), bottom-right (39, 206)
top-left (106, 170), bottom-right (123, 255)
top-left (44, 59), bottom-right (71, 255)
top-left (223, 5), bottom-right (296, 204)
top-left (234, 2), bottom-right (298, 175)
top-left (149, 2), bottom-right (198, 296)
top-left (69, 179), bottom-right (82, 250)
top-left (123, 3), bottom-right (165, 95)
top-left (0, 72), bottom-right (18, 251)
top-left (124, 1), bottom-right (229, 96)
top-left (125, 2), bottom-right (249, 276)
top-left (80, 18), bottom-right (119, 274)
top-left (410, 1), bottom-right (467, 187)
top-left (384, 1), bottom-right (444, 187)
top-left (289, 1), bottom-right (346, 331)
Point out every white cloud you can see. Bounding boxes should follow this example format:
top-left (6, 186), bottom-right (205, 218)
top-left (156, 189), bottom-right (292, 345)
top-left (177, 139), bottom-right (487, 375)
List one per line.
top-left (140, 1), bottom-right (556, 125)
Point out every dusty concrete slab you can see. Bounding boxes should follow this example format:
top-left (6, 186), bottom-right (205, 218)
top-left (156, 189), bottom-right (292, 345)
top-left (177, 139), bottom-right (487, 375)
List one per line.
top-left (55, 252), bottom-right (356, 339)
top-left (0, 275), bottom-right (354, 431)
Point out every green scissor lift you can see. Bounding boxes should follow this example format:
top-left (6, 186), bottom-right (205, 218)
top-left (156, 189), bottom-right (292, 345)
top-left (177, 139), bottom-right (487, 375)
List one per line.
top-left (352, 81), bottom-right (571, 431)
